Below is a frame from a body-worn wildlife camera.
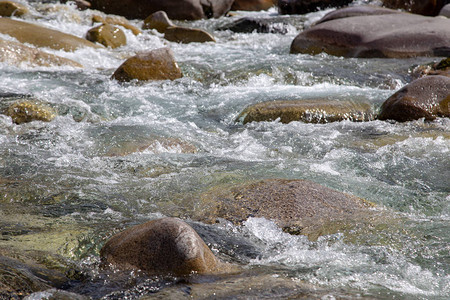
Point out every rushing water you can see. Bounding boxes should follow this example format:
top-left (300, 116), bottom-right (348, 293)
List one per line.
top-left (0, 1), bottom-right (449, 299)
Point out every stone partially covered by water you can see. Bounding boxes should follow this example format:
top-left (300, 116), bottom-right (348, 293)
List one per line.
top-left (2, 99), bottom-right (56, 124)
top-left (196, 179), bottom-right (378, 240)
top-left (236, 99), bottom-right (374, 124)
top-left (378, 75), bottom-right (450, 122)
top-left (112, 47), bottom-right (183, 82)
top-left (100, 218), bottom-right (235, 275)
top-left (85, 24), bottom-right (126, 49)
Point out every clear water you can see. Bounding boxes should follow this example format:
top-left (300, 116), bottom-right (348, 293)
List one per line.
top-left (0, 2), bottom-right (449, 299)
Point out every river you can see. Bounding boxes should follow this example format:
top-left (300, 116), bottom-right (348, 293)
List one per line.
top-left (0, 1), bottom-right (449, 299)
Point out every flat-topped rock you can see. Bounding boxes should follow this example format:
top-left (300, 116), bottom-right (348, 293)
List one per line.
top-left (100, 218), bottom-right (228, 275)
top-left (0, 18), bottom-right (101, 51)
top-left (237, 99), bottom-right (374, 124)
top-left (290, 6), bottom-right (450, 58)
top-left (196, 179), bottom-right (377, 240)
top-left (378, 75), bottom-right (450, 122)
top-left (164, 27), bottom-right (215, 43)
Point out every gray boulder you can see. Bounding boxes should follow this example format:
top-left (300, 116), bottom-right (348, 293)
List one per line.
top-left (439, 4), bottom-right (450, 17)
top-left (290, 6), bottom-right (450, 58)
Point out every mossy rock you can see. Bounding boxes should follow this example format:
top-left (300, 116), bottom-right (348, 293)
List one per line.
top-left (86, 24), bottom-right (126, 48)
top-left (196, 179), bottom-right (378, 241)
top-left (236, 99), bottom-right (374, 124)
top-left (5, 100), bottom-right (57, 124)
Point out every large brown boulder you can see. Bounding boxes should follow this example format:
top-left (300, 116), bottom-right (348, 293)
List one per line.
top-left (314, 5), bottom-right (402, 25)
top-left (0, 0), bottom-right (28, 17)
top-left (278, 0), bottom-right (353, 15)
top-left (86, 24), bottom-right (127, 48)
top-left (89, 0), bottom-right (234, 20)
top-left (290, 6), bottom-right (450, 58)
top-left (378, 75), bottom-right (450, 122)
top-left (236, 99), bottom-right (374, 124)
top-left (164, 27), bottom-right (216, 43)
top-left (382, 0), bottom-right (448, 16)
top-left (196, 179), bottom-right (377, 240)
top-left (112, 47), bottom-right (183, 82)
top-left (0, 18), bottom-right (101, 51)
top-left (0, 38), bottom-right (82, 68)
top-left (231, 0), bottom-right (276, 11)
top-left (100, 218), bottom-right (224, 275)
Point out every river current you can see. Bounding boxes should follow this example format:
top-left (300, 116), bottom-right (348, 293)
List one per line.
top-left (0, 1), bottom-right (449, 299)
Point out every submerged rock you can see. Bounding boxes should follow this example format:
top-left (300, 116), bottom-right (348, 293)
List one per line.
top-left (231, 0), bottom-right (275, 11)
top-left (290, 6), bottom-right (450, 58)
top-left (164, 26), bottom-right (215, 43)
top-left (236, 99), bottom-right (374, 124)
top-left (382, 0), bottom-right (447, 16)
top-left (86, 24), bottom-right (126, 48)
top-left (0, 17), bottom-right (101, 51)
top-left (24, 289), bottom-right (89, 300)
top-left (0, 38), bottom-right (83, 68)
top-left (0, 0), bottom-right (29, 17)
top-left (196, 179), bottom-right (377, 240)
top-left (112, 47), bottom-right (182, 82)
top-left (4, 100), bottom-right (57, 124)
top-left (92, 14), bottom-right (142, 35)
top-left (89, 0), bottom-right (234, 20)
top-left (278, 0), bottom-right (352, 15)
top-left (100, 218), bottom-right (229, 275)
top-left (218, 17), bottom-right (289, 34)
top-left (142, 11), bottom-right (174, 33)
top-left (378, 75), bottom-right (450, 122)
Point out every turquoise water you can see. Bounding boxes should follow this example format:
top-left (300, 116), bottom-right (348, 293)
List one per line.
top-left (0, 2), bottom-right (449, 299)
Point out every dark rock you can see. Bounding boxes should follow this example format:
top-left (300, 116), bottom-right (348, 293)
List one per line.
top-left (60, 0), bottom-right (91, 11)
top-left (231, 0), bottom-right (276, 11)
top-left (440, 4), bottom-right (450, 17)
top-left (378, 75), bottom-right (450, 122)
top-left (164, 26), bottom-right (216, 43)
top-left (236, 99), bottom-right (374, 124)
top-left (142, 10), bottom-right (174, 33)
top-left (100, 217), bottom-right (227, 275)
top-left (278, 0), bottom-right (353, 15)
top-left (0, 0), bottom-right (28, 17)
top-left (86, 24), bottom-right (127, 48)
top-left (0, 17), bottom-right (101, 51)
top-left (111, 47), bottom-right (183, 82)
top-left (382, 0), bottom-right (448, 16)
top-left (92, 14), bottom-right (142, 35)
top-left (0, 38), bottom-right (83, 68)
top-left (196, 179), bottom-right (377, 240)
top-left (89, 0), bottom-right (234, 20)
top-left (218, 17), bottom-right (289, 34)
top-left (290, 7), bottom-right (450, 58)
top-left (315, 5), bottom-right (402, 25)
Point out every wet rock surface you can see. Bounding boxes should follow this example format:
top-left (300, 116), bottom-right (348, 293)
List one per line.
top-left (112, 47), bottom-right (183, 82)
top-left (85, 24), bottom-right (126, 48)
top-left (0, 0), bottom-right (29, 17)
top-left (378, 75), bottom-right (450, 122)
top-left (196, 179), bottom-right (377, 240)
top-left (92, 14), bottom-right (142, 35)
top-left (100, 217), bottom-right (230, 275)
top-left (290, 6), bottom-right (450, 58)
top-left (0, 17), bottom-right (101, 51)
top-left (164, 27), bottom-right (216, 43)
top-left (382, 0), bottom-right (448, 16)
top-left (218, 16), bottom-right (289, 34)
top-left (89, 0), bottom-right (234, 20)
top-left (278, 0), bottom-right (353, 15)
top-left (237, 99), bottom-right (374, 124)
top-left (231, 0), bottom-right (276, 11)
top-left (142, 10), bottom-right (175, 33)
